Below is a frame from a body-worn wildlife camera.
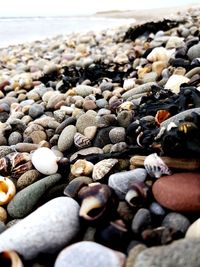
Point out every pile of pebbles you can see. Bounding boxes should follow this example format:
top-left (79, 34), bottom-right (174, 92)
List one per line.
top-left (0, 7), bottom-right (200, 267)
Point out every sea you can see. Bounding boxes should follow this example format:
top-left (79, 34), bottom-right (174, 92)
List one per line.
top-left (0, 16), bottom-right (135, 48)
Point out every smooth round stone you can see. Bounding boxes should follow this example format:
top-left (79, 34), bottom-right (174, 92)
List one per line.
top-left (0, 197), bottom-right (80, 259)
top-left (132, 208), bottom-right (152, 234)
top-left (93, 126), bottom-right (113, 148)
top-left (8, 131), bottom-right (22, 145)
top-left (152, 173), bottom-right (200, 212)
top-left (142, 72), bottom-right (158, 83)
top-left (17, 169), bottom-right (41, 190)
top-left (28, 103), bottom-right (44, 119)
top-left (109, 127), bottom-right (126, 144)
top-left (164, 74), bottom-right (189, 94)
top-left (166, 36), bottom-right (184, 49)
top-left (187, 43), bottom-right (200, 60)
top-left (83, 99), bottom-right (97, 110)
top-left (76, 114), bottom-right (97, 134)
top-left (162, 212), bottom-right (190, 235)
top-left (117, 110), bottom-right (133, 128)
top-left (57, 125), bottom-right (77, 152)
top-left (186, 218), bottom-right (200, 238)
top-left (54, 241), bottom-right (125, 267)
top-left (7, 174), bottom-right (62, 218)
top-left (74, 85), bottom-right (94, 97)
top-left (96, 98), bottom-right (108, 108)
top-left (0, 207), bottom-right (7, 223)
top-left (30, 130), bottom-right (47, 144)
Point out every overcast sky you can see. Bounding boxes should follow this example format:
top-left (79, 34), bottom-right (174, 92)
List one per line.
top-left (0, 0), bottom-right (198, 17)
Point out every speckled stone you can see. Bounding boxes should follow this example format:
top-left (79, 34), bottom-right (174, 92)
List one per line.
top-left (7, 174), bottom-right (62, 218)
top-left (109, 127), bottom-right (126, 144)
top-left (83, 99), bottom-right (97, 110)
top-left (162, 212), bottom-right (190, 235)
top-left (187, 43), bottom-right (200, 60)
top-left (8, 131), bottom-right (22, 145)
top-left (76, 114), bottom-right (97, 134)
top-left (57, 125), bottom-right (77, 152)
top-left (0, 197), bottom-right (80, 260)
top-left (28, 103), bottom-right (44, 119)
top-left (17, 169), bottom-right (41, 190)
top-left (152, 173), bottom-right (200, 212)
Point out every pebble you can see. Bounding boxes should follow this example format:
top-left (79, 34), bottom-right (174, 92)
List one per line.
top-left (7, 174), bottom-right (62, 218)
top-left (0, 207), bottom-right (7, 223)
top-left (76, 113), bottom-right (97, 134)
top-left (17, 169), bottom-right (41, 190)
top-left (164, 74), bottom-right (190, 94)
top-left (132, 208), bottom-right (152, 235)
top-left (28, 103), bottom-right (45, 119)
top-left (152, 173), bottom-right (200, 212)
top-left (8, 131), bottom-right (22, 145)
top-left (109, 127), bottom-right (126, 144)
top-left (186, 218), bottom-right (200, 238)
top-left (187, 43), bottom-right (200, 60)
top-left (0, 197), bottom-right (80, 259)
top-left (57, 125), bottom-right (77, 152)
top-left (162, 212), bottom-right (190, 235)
top-left (74, 85), bottom-right (94, 97)
top-left (54, 241), bottom-right (126, 267)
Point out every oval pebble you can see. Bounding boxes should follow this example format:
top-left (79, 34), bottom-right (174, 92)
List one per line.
top-left (57, 125), bottom-right (77, 152)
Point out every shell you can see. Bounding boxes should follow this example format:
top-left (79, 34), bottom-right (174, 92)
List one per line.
top-left (108, 168), bottom-right (147, 199)
top-left (155, 110), bottom-right (171, 125)
top-left (78, 183), bottom-right (112, 221)
top-left (144, 153), bottom-right (171, 178)
top-left (0, 250), bottom-right (24, 267)
top-left (147, 47), bottom-right (174, 62)
top-left (54, 241), bottom-right (126, 267)
top-left (31, 147), bottom-right (58, 175)
top-left (70, 147), bottom-right (103, 162)
top-left (125, 182), bottom-right (148, 208)
top-left (92, 159), bottom-right (118, 181)
top-left (64, 176), bottom-right (93, 198)
top-left (71, 159), bottom-right (94, 177)
top-left (0, 176), bottom-right (16, 205)
top-left (74, 132), bottom-right (91, 149)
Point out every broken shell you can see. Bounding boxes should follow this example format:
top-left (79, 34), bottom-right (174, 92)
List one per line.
top-left (108, 168), bottom-right (147, 199)
top-left (64, 176), bottom-right (93, 198)
top-left (92, 159), bottom-right (118, 181)
top-left (155, 110), bottom-right (171, 125)
top-left (144, 153), bottom-right (171, 178)
top-left (0, 176), bottom-right (16, 205)
top-left (71, 159), bottom-right (94, 177)
top-left (54, 241), bottom-right (126, 267)
top-left (74, 132), bottom-right (91, 149)
top-left (125, 182), bottom-right (148, 208)
top-left (130, 155), bottom-right (200, 171)
top-left (31, 147), bottom-right (58, 175)
top-left (0, 250), bottom-right (24, 267)
top-left (78, 183), bottom-right (113, 221)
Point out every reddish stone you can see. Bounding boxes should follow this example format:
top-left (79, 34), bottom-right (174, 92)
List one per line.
top-left (152, 172), bottom-right (200, 212)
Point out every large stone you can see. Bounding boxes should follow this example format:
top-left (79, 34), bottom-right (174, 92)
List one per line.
top-left (134, 238), bottom-right (200, 267)
top-left (152, 172), bottom-right (200, 212)
top-left (0, 197), bottom-right (80, 259)
top-left (7, 174), bottom-right (62, 218)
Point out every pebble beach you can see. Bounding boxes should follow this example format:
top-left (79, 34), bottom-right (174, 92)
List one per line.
top-left (1, 4), bottom-right (200, 267)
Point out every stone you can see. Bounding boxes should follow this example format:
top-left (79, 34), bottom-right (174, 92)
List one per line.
top-left (164, 74), bottom-right (189, 94)
top-left (152, 172), bottom-right (200, 212)
top-left (117, 111), bottom-right (133, 128)
top-left (8, 131), bottom-right (22, 145)
top-left (28, 103), bottom-right (44, 119)
top-left (93, 126), bottom-right (113, 148)
top-left (187, 43), bottom-right (200, 60)
top-left (0, 221), bottom-right (6, 234)
top-left (0, 207), bottom-right (7, 223)
top-left (166, 36), bottom-right (184, 49)
top-left (186, 218), bottom-right (200, 238)
top-left (17, 169), bottom-right (41, 190)
top-left (109, 127), bottom-right (126, 144)
top-left (132, 208), bottom-right (152, 234)
top-left (76, 114), bottom-right (97, 134)
top-left (54, 241), bottom-right (125, 267)
top-left (57, 125), bottom-right (77, 152)
top-left (83, 99), bottom-right (97, 110)
top-left (7, 174), bottom-right (62, 218)
top-left (0, 197), bottom-right (80, 259)
top-left (134, 238), bottom-right (200, 267)
top-left (74, 85), bottom-right (94, 97)
top-left (29, 130), bottom-right (47, 144)
top-left (162, 212), bottom-right (190, 235)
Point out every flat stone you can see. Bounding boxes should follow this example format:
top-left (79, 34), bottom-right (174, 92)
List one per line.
top-left (152, 172), bottom-right (200, 212)
top-left (7, 174), bottom-right (62, 218)
top-left (76, 114), bottom-right (97, 134)
top-left (57, 125), bottom-right (77, 152)
top-left (0, 197), bottom-right (80, 260)
top-left (134, 238), bottom-right (200, 267)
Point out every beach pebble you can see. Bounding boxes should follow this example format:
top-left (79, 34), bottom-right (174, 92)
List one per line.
top-left (152, 173), bottom-right (200, 212)
top-left (7, 174), bottom-right (62, 218)
top-left (166, 36), bottom-right (184, 49)
top-left (186, 218), bottom-right (200, 238)
top-left (84, 126), bottom-right (97, 140)
top-left (0, 197), bottom-right (80, 259)
top-left (8, 131), bottom-right (22, 145)
top-left (31, 147), bottom-right (58, 175)
top-left (0, 207), bottom-right (7, 223)
top-left (83, 99), bottom-right (97, 110)
top-left (109, 127), bottom-right (126, 144)
top-left (76, 113), bottom-right (97, 134)
top-left (54, 241), bottom-right (125, 267)
top-left (0, 222), bottom-right (6, 234)
top-left (133, 239), bottom-right (200, 267)
top-left (187, 43), bottom-right (200, 60)
top-left (17, 169), bottom-right (41, 190)
top-left (162, 212), bottom-right (190, 235)
top-left (57, 125), bottom-right (77, 152)
top-left (28, 103), bottom-right (44, 119)
top-left (132, 208), bottom-right (152, 235)
top-left (164, 74), bottom-right (189, 94)
top-left (117, 110), bottom-right (133, 127)
top-left (74, 85), bottom-right (94, 97)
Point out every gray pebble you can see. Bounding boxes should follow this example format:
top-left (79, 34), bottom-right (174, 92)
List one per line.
top-left (76, 114), bottom-right (97, 134)
top-left (117, 110), bottom-right (133, 127)
top-left (7, 174), bottom-right (62, 218)
top-left (109, 127), bottom-right (126, 144)
top-left (0, 221), bottom-right (6, 234)
top-left (29, 103), bottom-right (45, 119)
top-left (0, 197), bottom-right (80, 259)
top-left (132, 208), bottom-right (152, 234)
top-left (187, 43), bottom-right (200, 60)
top-left (8, 131), bottom-right (23, 146)
top-left (57, 125), bottom-right (77, 152)
top-left (162, 212), bottom-right (190, 235)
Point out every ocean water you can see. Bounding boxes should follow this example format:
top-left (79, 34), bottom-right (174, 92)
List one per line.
top-left (0, 16), bottom-right (135, 48)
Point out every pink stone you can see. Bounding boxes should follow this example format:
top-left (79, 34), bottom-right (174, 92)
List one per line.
top-left (152, 172), bottom-right (200, 212)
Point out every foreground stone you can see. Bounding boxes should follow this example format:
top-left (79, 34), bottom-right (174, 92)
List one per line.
top-left (0, 197), bottom-right (80, 259)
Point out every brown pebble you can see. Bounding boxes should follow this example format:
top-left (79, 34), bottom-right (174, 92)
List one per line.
top-left (83, 99), bottom-right (97, 110)
top-left (152, 172), bottom-right (200, 212)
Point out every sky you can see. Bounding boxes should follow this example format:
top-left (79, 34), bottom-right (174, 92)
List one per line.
top-left (0, 0), bottom-right (198, 17)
